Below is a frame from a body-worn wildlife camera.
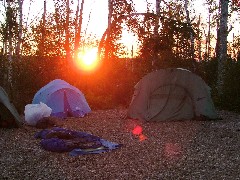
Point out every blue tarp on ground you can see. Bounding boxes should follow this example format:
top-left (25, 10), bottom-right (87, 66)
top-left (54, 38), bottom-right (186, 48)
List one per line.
top-left (32, 79), bottom-right (91, 118)
top-left (35, 127), bottom-right (121, 156)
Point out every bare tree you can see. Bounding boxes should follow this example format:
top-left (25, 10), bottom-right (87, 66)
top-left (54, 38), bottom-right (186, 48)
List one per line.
top-left (15, 0), bottom-right (23, 56)
top-left (206, 12), bottom-right (211, 59)
top-left (65, 0), bottom-right (70, 59)
top-left (40, 0), bottom-right (46, 56)
top-left (151, 0), bottom-right (161, 69)
top-left (217, 0), bottom-right (229, 95)
top-left (196, 15), bottom-right (202, 60)
top-left (74, 0), bottom-right (85, 58)
top-left (6, 0), bottom-right (13, 62)
top-left (6, 0), bottom-right (14, 88)
top-left (184, 0), bottom-right (195, 60)
top-left (105, 0), bottom-right (113, 60)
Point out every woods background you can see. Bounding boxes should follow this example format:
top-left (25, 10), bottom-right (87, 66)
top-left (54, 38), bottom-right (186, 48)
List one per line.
top-left (0, 0), bottom-right (240, 113)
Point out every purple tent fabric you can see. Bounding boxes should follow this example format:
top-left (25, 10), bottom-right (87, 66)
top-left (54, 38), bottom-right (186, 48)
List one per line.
top-left (35, 127), bottom-right (121, 156)
top-left (32, 79), bottom-right (91, 118)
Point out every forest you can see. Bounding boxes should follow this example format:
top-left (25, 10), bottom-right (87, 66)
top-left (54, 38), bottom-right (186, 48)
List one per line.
top-left (0, 0), bottom-right (240, 113)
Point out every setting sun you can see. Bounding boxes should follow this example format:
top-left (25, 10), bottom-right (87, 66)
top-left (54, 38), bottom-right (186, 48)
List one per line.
top-left (76, 47), bottom-right (99, 72)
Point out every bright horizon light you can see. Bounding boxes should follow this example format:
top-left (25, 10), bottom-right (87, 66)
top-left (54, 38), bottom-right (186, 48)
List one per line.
top-left (76, 47), bottom-right (99, 72)
top-left (1, 1), bottom-right (239, 58)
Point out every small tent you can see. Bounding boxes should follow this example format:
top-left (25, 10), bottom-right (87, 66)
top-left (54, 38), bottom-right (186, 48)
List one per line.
top-left (33, 79), bottom-right (91, 118)
top-left (127, 68), bottom-right (218, 121)
top-left (0, 86), bottom-right (22, 127)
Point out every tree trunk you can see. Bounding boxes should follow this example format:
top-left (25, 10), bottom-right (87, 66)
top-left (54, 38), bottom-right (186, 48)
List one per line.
top-left (105, 0), bottom-right (113, 60)
top-left (207, 13), bottom-right (211, 59)
top-left (74, 0), bottom-right (84, 58)
top-left (15, 0), bottom-right (23, 56)
top-left (108, 0), bottom-right (112, 38)
top-left (152, 0), bottom-right (161, 69)
top-left (184, 0), bottom-right (195, 71)
top-left (65, 0), bottom-right (71, 59)
top-left (53, 1), bottom-right (62, 55)
top-left (184, 0), bottom-right (194, 60)
top-left (196, 15), bottom-right (202, 60)
top-left (74, 0), bottom-right (80, 57)
top-left (215, 0), bottom-right (221, 59)
top-left (41, 0), bottom-right (46, 56)
top-left (6, 1), bottom-right (13, 88)
top-left (217, 0), bottom-right (229, 95)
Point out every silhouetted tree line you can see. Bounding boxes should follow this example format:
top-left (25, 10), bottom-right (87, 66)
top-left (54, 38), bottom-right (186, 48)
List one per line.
top-left (0, 0), bottom-right (240, 113)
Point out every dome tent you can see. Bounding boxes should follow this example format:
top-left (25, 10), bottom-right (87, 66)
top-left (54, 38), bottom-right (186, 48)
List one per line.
top-left (33, 79), bottom-right (91, 118)
top-left (127, 68), bottom-right (218, 121)
top-left (0, 86), bottom-right (22, 128)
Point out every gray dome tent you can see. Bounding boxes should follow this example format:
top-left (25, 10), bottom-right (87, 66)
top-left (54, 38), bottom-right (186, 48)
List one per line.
top-left (127, 68), bottom-right (218, 121)
top-left (0, 86), bottom-right (22, 127)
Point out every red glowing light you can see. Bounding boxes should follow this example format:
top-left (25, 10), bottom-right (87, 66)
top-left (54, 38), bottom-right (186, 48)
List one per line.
top-left (132, 125), bottom-right (143, 135)
top-left (132, 125), bottom-right (147, 141)
top-left (139, 134), bottom-right (147, 141)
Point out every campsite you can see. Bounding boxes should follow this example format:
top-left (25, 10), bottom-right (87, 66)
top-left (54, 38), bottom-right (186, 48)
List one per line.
top-left (1, 109), bottom-right (240, 179)
top-left (0, 74), bottom-right (239, 179)
top-left (1, 0), bottom-right (240, 179)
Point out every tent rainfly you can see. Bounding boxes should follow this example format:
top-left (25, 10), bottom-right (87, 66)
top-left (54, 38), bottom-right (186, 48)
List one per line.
top-left (127, 68), bottom-right (218, 121)
top-left (33, 79), bottom-right (91, 118)
top-left (0, 86), bottom-right (22, 127)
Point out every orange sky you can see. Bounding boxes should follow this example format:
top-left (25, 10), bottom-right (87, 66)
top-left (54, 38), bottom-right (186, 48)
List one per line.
top-left (21, 0), bottom-right (239, 41)
top-left (0, 0), bottom-right (239, 54)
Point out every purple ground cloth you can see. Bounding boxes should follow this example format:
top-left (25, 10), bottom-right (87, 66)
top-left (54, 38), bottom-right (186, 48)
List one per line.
top-left (35, 127), bottom-right (121, 156)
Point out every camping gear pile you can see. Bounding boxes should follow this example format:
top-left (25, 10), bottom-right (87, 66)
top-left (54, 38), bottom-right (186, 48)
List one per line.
top-left (24, 102), bottom-right (52, 126)
top-left (20, 79), bottom-right (120, 155)
top-left (24, 79), bottom-right (91, 126)
top-left (35, 127), bottom-right (121, 155)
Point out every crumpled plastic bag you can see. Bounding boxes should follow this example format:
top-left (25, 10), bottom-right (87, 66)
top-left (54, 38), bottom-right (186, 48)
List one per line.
top-left (24, 102), bottom-right (52, 126)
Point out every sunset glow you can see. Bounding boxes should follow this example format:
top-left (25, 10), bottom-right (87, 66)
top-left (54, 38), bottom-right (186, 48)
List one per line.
top-left (132, 125), bottom-right (143, 135)
top-left (76, 47), bottom-right (99, 72)
top-left (132, 125), bottom-right (147, 141)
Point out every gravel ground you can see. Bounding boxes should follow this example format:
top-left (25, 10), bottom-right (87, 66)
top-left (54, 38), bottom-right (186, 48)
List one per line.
top-left (0, 109), bottom-right (240, 180)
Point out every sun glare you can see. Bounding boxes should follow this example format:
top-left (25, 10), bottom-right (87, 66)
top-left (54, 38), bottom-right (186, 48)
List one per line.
top-left (76, 47), bottom-right (99, 72)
